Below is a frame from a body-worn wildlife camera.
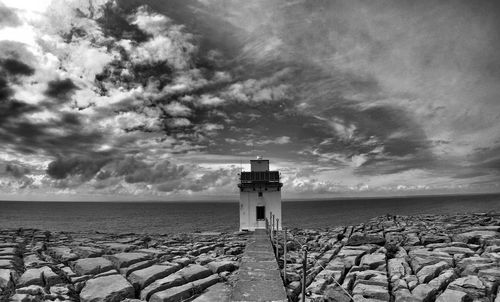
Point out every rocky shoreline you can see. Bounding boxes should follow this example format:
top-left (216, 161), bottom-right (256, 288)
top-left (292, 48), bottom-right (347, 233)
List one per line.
top-left (0, 211), bottom-right (499, 302)
top-left (281, 211), bottom-right (500, 302)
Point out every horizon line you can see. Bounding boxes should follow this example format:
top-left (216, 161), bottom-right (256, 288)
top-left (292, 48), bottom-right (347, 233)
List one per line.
top-left (1, 191), bottom-right (499, 203)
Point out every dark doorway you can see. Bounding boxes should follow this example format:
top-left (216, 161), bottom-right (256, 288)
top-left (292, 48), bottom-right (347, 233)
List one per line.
top-left (256, 206), bottom-right (265, 220)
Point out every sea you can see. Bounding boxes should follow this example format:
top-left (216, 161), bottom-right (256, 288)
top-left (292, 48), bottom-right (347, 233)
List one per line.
top-left (0, 194), bottom-right (499, 234)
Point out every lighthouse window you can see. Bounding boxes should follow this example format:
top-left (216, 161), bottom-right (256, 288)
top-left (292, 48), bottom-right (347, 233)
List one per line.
top-left (256, 206), bottom-right (265, 220)
top-left (258, 192), bottom-right (263, 197)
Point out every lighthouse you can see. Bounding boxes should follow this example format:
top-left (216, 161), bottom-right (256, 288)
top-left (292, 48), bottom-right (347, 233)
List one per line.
top-left (238, 157), bottom-right (283, 231)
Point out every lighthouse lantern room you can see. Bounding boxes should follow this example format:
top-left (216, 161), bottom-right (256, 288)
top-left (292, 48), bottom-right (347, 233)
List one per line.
top-left (238, 157), bottom-right (283, 231)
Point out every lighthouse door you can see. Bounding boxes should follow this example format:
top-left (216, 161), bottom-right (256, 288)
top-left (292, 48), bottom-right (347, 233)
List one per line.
top-left (256, 206), bottom-right (266, 229)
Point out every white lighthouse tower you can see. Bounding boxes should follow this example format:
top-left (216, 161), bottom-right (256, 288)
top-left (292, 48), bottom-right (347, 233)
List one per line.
top-left (238, 157), bottom-right (283, 231)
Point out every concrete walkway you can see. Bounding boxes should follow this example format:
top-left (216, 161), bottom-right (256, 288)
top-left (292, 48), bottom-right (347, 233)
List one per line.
top-left (230, 229), bottom-right (288, 302)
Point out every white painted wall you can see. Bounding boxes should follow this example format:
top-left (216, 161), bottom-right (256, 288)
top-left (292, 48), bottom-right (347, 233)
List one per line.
top-left (239, 188), bottom-right (282, 231)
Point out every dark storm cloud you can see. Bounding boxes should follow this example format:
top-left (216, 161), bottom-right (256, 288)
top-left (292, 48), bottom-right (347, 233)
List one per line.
top-left (0, 99), bottom-right (38, 122)
top-left (44, 78), bottom-right (79, 99)
top-left (0, 58), bottom-right (35, 77)
top-left (95, 1), bottom-right (151, 43)
top-left (0, 45), bottom-right (102, 159)
top-left (0, 52), bottom-right (35, 103)
top-left (0, 77), bottom-right (12, 101)
top-left (46, 155), bottom-right (111, 180)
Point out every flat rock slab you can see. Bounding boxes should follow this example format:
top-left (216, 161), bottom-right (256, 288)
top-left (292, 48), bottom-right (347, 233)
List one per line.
top-left (128, 264), bottom-right (181, 290)
top-left (436, 289), bottom-right (470, 302)
top-left (73, 246), bottom-right (104, 258)
top-left (105, 252), bottom-right (150, 269)
top-left (192, 282), bottom-right (231, 302)
top-left (178, 264), bottom-right (212, 282)
top-left (48, 246), bottom-right (79, 262)
top-left (230, 229), bottom-right (287, 302)
top-left (73, 257), bottom-right (114, 276)
top-left (150, 274), bottom-right (219, 302)
top-left (140, 273), bottom-right (185, 300)
top-left (0, 259), bottom-right (16, 269)
top-left (137, 248), bottom-right (170, 257)
top-left (103, 243), bottom-right (136, 253)
top-left (80, 274), bottom-right (134, 302)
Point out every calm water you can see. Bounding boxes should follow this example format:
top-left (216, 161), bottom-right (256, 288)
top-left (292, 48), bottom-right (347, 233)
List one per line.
top-left (0, 194), bottom-right (499, 234)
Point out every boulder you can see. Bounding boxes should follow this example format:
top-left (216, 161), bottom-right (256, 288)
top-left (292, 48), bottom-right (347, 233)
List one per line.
top-left (80, 274), bottom-right (134, 302)
top-left (39, 266), bottom-right (62, 286)
top-left (17, 268), bottom-right (43, 287)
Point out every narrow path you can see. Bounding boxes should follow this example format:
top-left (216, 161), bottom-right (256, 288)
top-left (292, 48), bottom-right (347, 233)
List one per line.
top-left (230, 229), bottom-right (288, 302)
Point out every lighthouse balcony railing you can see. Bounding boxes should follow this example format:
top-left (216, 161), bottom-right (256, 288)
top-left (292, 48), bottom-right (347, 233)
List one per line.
top-left (239, 171), bottom-right (280, 183)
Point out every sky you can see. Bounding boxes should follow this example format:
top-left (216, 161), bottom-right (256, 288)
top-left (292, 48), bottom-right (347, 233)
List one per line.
top-left (0, 0), bottom-right (499, 201)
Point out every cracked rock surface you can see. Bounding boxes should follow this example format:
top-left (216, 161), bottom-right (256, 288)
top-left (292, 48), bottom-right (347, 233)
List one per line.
top-left (279, 212), bottom-right (500, 302)
top-left (0, 230), bottom-right (247, 301)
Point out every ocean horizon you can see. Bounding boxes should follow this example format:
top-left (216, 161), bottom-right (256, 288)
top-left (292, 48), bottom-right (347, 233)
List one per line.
top-left (2, 193), bottom-right (499, 234)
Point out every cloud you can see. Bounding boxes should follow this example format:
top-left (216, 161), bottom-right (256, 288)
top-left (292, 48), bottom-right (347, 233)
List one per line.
top-left (1, 0), bottom-right (499, 198)
top-left (0, 3), bottom-right (22, 28)
top-left (1, 162), bottom-right (30, 178)
top-left (46, 155), bottom-right (110, 180)
top-left (0, 58), bottom-right (34, 76)
top-left (44, 78), bottom-right (79, 99)
top-left (163, 101), bottom-right (192, 117)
